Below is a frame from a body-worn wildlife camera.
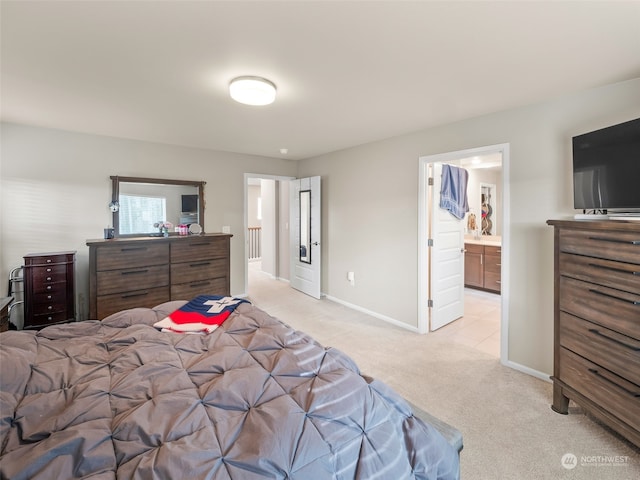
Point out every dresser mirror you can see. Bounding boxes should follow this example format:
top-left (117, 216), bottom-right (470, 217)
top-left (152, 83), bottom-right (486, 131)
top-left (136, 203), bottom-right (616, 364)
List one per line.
top-left (110, 176), bottom-right (205, 237)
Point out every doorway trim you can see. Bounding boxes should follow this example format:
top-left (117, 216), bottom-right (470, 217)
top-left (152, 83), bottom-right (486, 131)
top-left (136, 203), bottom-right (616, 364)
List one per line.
top-left (243, 173), bottom-right (296, 297)
top-left (418, 143), bottom-right (510, 364)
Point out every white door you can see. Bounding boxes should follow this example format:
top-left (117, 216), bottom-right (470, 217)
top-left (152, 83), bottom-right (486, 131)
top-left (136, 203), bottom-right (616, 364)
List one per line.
top-left (429, 163), bottom-right (465, 330)
top-left (290, 176), bottom-right (321, 299)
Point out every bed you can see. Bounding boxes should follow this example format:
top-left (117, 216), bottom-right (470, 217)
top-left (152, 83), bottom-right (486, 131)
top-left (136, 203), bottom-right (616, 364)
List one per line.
top-left (0, 298), bottom-right (461, 479)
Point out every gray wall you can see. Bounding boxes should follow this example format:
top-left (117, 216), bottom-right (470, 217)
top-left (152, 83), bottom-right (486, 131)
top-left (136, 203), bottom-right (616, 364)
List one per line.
top-left (0, 124), bottom-right (297, 319)
top-left (297, 78), bottom-right (640, 376)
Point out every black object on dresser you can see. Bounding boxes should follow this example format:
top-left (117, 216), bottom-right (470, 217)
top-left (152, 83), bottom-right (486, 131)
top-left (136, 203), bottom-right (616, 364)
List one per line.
top-left (23, 251), bottom-right (76, 329)
top-left (547, 219), bottom-right (640, 447)
top-left (86, 234), bottom-right (232, 320)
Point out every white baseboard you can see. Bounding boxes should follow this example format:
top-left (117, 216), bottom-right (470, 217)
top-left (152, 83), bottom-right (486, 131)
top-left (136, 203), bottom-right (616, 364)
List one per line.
top-left (323, 294), bottom-right (420, 333)
top-left (503, 359), bottom-right (552, 383)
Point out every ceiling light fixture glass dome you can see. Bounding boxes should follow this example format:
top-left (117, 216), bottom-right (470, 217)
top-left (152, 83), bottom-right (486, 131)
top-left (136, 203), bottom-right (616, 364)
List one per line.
top-left (229, 76), bottom-right (277, 106)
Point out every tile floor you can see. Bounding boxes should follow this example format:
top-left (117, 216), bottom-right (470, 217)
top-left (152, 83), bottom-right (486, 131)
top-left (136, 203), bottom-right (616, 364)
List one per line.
top-left (248, 261), bottom-right (501, 357)
top-left (429, 287), bottom-right (501, 357)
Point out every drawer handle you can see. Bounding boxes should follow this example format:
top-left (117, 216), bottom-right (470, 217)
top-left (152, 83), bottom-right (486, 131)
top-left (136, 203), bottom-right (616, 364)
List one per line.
top-left (120, 247), bottom-right (148, 252)
top-left (587, 368), bottom-right (640, 397)
top-left (190, 262), bottom-right (211, 267)
top-left (121, 291), bottom-right (148, 299)
top-left (588, 263), bottom-right (640, 276)
top-left (496, 263), bottom-right (501, 267)
top-left (188, 281), bottom-right (211, 288)
top-left (121, 269), bottom-right (149, 275)
top-left (190, 243), bottom-right (211, 247)
top-left (588, 236), bottom-right (640, 245)
top-left (46, 268), bottom-right (52, 272)
top-left (46, 285), bottom-right (52, 291)
top-left (588, 288), bottom-right (640, 305)
top-left (46, 277), bottom-right (52, 281)
top-left (588, 328), bottom-right (640, 351)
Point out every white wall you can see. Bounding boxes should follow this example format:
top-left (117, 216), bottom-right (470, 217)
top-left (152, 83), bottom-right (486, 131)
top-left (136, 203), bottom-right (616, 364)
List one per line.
top-left (297, 78), bottom-right (640, 375)
top-left (260, 179), bottom-right (277, 276)
top-left (0, 123), bottom-right (297, 319)
top-left (247, 185), bottom-right (262, 228)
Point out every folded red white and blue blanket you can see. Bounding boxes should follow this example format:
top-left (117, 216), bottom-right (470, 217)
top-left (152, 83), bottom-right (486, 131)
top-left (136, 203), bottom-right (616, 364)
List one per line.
top-left (153, 295), bottom-right (250, 334)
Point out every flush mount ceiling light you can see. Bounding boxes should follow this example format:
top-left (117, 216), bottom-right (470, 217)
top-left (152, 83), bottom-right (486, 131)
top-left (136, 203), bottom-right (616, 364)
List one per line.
top-left (229, 76), bottom-right (277, 106)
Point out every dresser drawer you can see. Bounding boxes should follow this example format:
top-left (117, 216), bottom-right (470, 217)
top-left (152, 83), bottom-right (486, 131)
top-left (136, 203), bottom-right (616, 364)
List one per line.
top-left (560, 312), bottom-right (640, 386)
top-left (171, 258), bottom-right (228, 284)
top-left (560, 252), bottom-right (640, 295)
top-left (31, 300), bottom-right (68, 315)
top-left (560, 229), bottom-right (640, 265)
top-left (32, 280), bottom-right (68, 295)
top-left (24, 252), bottom-right (74, 266)
top-left (26, 311), bottom-right (71, 329)
top-left (559, 276), bottom-right (640, 339)
top-left (96, 243), bottom-right (169, 271)
top-left (171, 238), bottom-right (228, 263)
top-left (171, 277), bottom-right (229, 300)
top-left (96, 264), bottom-right (170, 296)
top-left (559, 347), bottom-right (640, 433)
top-left (32, 290), bottom-right (68, 305)
top-left (96, 286), bottom-right (170, 319)
top-left (30, 264), bottom-right (68, 282)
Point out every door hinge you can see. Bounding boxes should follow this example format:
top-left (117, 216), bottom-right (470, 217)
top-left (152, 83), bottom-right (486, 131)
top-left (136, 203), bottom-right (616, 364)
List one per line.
top-left (427, 238), bottom-right (434, 247)
top-left (427, 299), bottom-right (434, 308)
top-left (428, 177), bottom-right (434, 186)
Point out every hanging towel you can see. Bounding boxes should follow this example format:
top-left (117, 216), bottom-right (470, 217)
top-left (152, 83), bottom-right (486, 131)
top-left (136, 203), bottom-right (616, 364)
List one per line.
top-left (439, 164), bottom-right (469, 220)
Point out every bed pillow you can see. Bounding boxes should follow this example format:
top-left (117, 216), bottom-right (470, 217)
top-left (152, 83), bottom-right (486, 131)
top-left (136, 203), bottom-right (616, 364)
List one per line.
top-left (153, 295), bottom-right (249, 334)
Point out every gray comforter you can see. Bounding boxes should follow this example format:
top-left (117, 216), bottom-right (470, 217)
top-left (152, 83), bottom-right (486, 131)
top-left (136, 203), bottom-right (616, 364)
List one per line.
top-left (0, 301), bottom-right (459, 479)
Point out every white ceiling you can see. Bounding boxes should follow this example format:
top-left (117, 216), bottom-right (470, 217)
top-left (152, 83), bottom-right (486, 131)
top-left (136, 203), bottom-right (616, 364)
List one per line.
top-left (2, 1), bottom-right (639, 161)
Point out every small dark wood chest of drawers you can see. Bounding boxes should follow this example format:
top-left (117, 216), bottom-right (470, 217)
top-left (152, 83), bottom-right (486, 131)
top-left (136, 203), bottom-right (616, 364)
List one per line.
top-left (87, 234), bottom-right (232, 319)
top-left (23, 251), bottom-right (76, 329)
top-left (547, 219), bottom-right (640, 447)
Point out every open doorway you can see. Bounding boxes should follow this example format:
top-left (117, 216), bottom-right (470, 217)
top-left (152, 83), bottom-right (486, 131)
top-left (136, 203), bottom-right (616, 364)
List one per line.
top-left (244, 174), bottom-right (294, 296)
top-left (418, 143), bottom-right (510, 363)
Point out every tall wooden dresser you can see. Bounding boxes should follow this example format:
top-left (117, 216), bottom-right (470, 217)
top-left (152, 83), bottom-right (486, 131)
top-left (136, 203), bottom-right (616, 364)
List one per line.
top-left (23, 251), bottom-right (76, 329)
top-left (547, 219), bottom-right (639, 447)
top-left (87, 234), bottom-right (232, 319)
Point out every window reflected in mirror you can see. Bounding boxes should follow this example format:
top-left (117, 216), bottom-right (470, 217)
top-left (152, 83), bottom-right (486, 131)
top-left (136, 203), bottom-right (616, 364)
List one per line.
top-left (299, 190), bottom-right (311, 264)
top-left (111, 176), bottom-right (205, 237)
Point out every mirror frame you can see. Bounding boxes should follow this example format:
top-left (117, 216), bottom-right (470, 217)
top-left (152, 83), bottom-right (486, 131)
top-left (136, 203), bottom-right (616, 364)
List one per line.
top-left (111, 175), bottom-right (206, 237)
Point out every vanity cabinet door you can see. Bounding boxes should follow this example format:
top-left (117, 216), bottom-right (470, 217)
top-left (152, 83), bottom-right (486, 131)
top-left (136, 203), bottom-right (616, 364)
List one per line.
top-left (483, 245), bottom-right (502, 293)
top-left (464, 244), bottom-right (484, 288)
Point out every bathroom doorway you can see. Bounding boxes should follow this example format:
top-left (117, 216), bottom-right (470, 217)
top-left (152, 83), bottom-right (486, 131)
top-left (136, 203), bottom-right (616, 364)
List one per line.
top-left (418, 143), bottom-right (509, 361)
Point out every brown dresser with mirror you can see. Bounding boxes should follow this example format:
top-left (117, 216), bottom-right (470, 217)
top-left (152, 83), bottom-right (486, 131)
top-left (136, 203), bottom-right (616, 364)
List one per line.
top-left (87, 234), bottom-right (232, 319)
top-left (547, 219), bottom-right (640, 447)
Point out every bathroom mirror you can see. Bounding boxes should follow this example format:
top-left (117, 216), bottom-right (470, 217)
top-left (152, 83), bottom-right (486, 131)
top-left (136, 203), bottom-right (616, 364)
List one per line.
top-left (110, 176), bottom-right (205, 237)
top-left (480, 183), bottom-right (496, 235)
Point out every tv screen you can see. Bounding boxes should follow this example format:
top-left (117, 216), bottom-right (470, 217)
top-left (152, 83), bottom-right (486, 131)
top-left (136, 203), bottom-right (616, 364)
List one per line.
top-left (573, 117), bottom-right (640, 211)
top-left (181, 194), bottom-right (198, 213)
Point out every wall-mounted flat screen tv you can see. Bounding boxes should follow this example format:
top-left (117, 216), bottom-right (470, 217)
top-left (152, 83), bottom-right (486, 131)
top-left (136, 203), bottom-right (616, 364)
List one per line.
top-left (573, 117), bottom-right (640, 212)
top-left (181, 194), bottom-right (199, 213)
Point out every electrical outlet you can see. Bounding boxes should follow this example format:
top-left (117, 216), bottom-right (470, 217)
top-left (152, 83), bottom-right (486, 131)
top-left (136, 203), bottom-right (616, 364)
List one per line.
top-left (347, 271), bottom-right (355, 286)
top-left (222, 226), bottom-right (231, 234)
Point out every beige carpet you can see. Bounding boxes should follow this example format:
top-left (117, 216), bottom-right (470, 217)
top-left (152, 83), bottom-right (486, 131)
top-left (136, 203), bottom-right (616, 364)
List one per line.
top-left (247, 265), bottom-right (639, 479)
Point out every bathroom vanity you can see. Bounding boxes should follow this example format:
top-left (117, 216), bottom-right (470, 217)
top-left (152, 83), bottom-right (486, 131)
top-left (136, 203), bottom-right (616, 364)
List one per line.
top-left (464, 236), bottom-right (501, 293)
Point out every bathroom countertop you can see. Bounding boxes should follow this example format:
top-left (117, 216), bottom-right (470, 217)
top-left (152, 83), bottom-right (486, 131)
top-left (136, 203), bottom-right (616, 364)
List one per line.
top-left (464, 235), bottom-right (502, 247)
